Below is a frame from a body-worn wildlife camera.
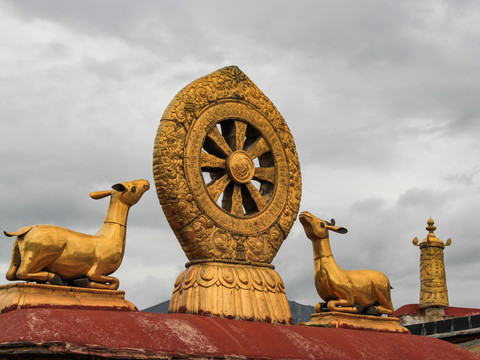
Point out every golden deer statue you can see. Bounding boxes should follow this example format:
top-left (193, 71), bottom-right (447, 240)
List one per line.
top-left (299, 211), bottom-right (394, 315)
top-left (4, 179), bottom-right (150, 290)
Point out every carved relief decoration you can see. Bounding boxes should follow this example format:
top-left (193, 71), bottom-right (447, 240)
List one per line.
top-left (153, 66), bottom-right (301, 263)
top-left (153, 66), bottom-right (301, 323)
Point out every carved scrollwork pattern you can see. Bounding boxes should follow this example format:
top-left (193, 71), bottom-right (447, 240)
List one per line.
top-left (154, 66), bottom-right (301, 264)
top-left (153, 121), bottom-right (200, 231)
top-left (420, 246), bottom-right (449, 308)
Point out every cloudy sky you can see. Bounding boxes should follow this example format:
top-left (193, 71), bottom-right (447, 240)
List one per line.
top-left (1, 0), bottom-right (479, 312)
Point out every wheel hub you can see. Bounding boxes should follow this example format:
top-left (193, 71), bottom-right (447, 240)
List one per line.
top-left (226, 150), bottom-right (255, 184)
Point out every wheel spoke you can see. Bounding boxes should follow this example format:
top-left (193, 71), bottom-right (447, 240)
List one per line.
top-left (202, 120), bottom-right (275, 216)
top-left (221, 121), bottom-right (236, 150)
top-left (247, 137), bottom-right (269, 159)
top-left (245, 182), bottom-right (267, 212)
top-left (206, 126), bottom-right (232, 157)
top-left (201, 151), bottom-right (226, 171)
top-left (235, 120), bottom-right (248, 151)
top-left (253, 167), bottom-right (275, 184)
top-left (207, 174), bottom-right (231, 202)
top-left (209, 171), bottom-right (224, 182)
top-left (231, 184), bottom-right (243, 216)
top-left (221, 183), bottom-right (233, 211)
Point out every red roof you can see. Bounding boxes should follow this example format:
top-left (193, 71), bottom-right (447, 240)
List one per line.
top-left (394, 304), bottom-right (480, 318)
top-left (0, 308), bottom-right (477, 359)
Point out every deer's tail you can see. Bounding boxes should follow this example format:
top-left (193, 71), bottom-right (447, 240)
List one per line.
top-left (4, 226), bottom-right (33, 238)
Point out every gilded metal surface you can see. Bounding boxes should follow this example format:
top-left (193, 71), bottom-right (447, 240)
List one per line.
top-left (307, 312), bottom-right (409, 333)
top-left (153, 66), bottom-right (300, 323)
top-left (0, 283), bottom-right (137, 313)
top-left (168, 262), bottom-right (292, 324)
top-left (413, 218), bottom-right (451, 309)
top-left (153, 66), bottom-right (301, 263)
top-left (4, 180), bottom-right (150, 290)
top-left (300, 212), bottom-right (394, 315)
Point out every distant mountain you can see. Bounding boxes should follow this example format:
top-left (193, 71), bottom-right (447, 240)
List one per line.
top-left (143, 300), bottom-right (170, 314)
top-left (289, 300), bottom-right (315, 324)
top-left (142, 300), bottom-right (314, 325)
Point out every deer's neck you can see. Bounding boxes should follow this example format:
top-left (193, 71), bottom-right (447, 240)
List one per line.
top-left (312, 237), bottom-right (341, 271)
top-left (96, 198), bottom-right (130, 239)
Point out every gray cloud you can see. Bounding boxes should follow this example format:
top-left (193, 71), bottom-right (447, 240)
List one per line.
top-left (1, 0), bottom-right (480, 312)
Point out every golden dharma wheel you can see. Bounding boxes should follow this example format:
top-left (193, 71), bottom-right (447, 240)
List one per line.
top-left (153, 66), bottom-right (301, 264)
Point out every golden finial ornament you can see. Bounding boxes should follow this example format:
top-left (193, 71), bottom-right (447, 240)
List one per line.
top-left (413, 218), bottom-right (451, 309)
top-left (153, 66), bottom-right (301, 324)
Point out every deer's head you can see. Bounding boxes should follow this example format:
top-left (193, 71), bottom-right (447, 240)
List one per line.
top-left (299, 211), bottom-right (347, 241)
top-left (90, 179), bottom-right (150, 206)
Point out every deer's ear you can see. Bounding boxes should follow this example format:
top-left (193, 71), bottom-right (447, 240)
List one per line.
top-left (112, 183), bottom-right (126, 192)
top-left (330, 219), bottom-right (335, 226)
top-left (90, 190), bottom-right (112, 199)
top-left (337, 227), bottom-right (348, 234)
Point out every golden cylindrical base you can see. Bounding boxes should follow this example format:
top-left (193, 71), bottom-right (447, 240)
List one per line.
top-left (169, 261), bottom-right (293, 324)
top-left (0, 283), bottom-right (137, 313)
top-left (307, 312), bottom-right (410, 333)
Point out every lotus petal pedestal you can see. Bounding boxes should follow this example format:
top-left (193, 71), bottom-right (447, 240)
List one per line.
top-left (169, 261), bottom-right (292, 324)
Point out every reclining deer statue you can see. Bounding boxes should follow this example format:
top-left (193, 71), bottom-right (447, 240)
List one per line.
top-left (299, 211), bottom-right (394, 316)
top-left (4, 179), bottom-right (150, 290)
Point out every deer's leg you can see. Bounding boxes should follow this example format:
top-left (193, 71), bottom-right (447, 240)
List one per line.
top-left (6, 240), bottom-right (21, 281)
top-left (374, 306), bottom-right (394, 315)
top-left (315, 302), bottom-right (327, 313)
top-left (367, 304), bottom-right (393, 316)
top-left (87, 276), bottom-right (119, 290)
top-left (371, 283), bottom-right (394, 315)
top-left (15, 250), bottom-right (61, 284)
top-left (327, 299), bottom-right (358, 313)
top-left (327, 287), bottom-right (357, 313)
top-left (87, 268), bottom-right (119, 290)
